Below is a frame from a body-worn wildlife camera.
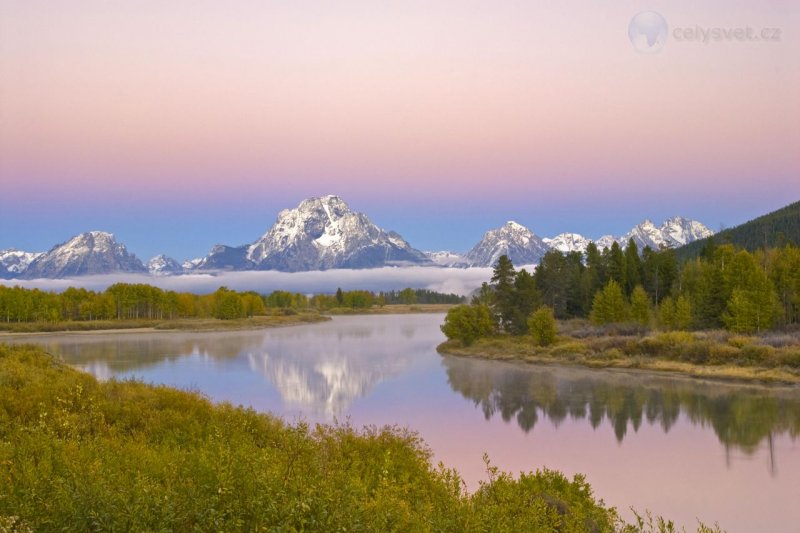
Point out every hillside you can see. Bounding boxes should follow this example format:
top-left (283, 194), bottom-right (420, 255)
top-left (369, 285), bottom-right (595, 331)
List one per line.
top-left (677, 200), bottom-right (800, 260)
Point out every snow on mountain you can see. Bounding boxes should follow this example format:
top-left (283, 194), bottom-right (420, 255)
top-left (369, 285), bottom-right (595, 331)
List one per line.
top-left (594, 235), bottom-right (618, 251)
top-left (543, 233), bottom-right (591, 254)
top-left (659, 216), bottom-right (715, 247)
top-left (147, 254), bottom-right (184, 276)
top-left (0, 249), bottom-right (44, 278)
top-left (192, 245), bottom-right (254, 271)
top-left (594, 217), bottom-right (714, 251)
top-left (243, 195), bottom-right (430, 271)
top-left (22, 231), bottom-right (147, 279)
top-left (463, 221), bottom-right (549, 267)
top-left (182, 257), bottom-right (204, 270)
top-left (424, 251), bottom-right (466, 267)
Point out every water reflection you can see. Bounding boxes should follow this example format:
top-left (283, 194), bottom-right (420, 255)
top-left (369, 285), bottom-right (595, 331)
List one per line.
top-left (11, 316), bottom-right (427, 416)
top-left (443, 356), bottom-right (800, 456)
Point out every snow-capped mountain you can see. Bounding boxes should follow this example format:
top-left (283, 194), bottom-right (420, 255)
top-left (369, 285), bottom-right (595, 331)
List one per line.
top-left (424, 250), bottom-right (465, 267)
top-left (601, 217), bottom-right (714, 251)
top-left (22, 231), bottom-right (147, 279)
top-left (182, 257), bottom-right (204, 270)
top-left (463, 221), bottom-right (549, 267)
top-left (657, 216), bottom-right (715, 247)
top-left (0, 249), bottom-right (44, 278)
top-left (594, 235), bottom-right (618, 251)
top-left (191, 245), bottom-right (254, 271)
top-left (543, 233), bottom-right (592, 254)
top-left (147, 254), bottom-right (184, 276)
top-left (1, 202), bottom-right (714, 278)
top-left (242, 195), bottom-right (430, 271)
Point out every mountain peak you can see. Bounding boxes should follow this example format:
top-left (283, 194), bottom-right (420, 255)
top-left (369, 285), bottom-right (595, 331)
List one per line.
top-left (147, 254), bottom-right (184, 276)
top-left (192, 195), bottom-right (431, 272)
top-left (22, 231), bottom-right (146, 279)
top-left (464, 221), bottom-right (548, 267)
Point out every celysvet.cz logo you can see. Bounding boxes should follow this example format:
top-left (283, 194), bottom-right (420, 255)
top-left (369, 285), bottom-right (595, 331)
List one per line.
top-left (628, 11), bottom-right (782, 53)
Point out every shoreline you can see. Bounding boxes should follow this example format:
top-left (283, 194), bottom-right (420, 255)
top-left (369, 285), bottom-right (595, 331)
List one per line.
top-left (437, 337), bottom-right (800, 385)
top-left (0, 314), bottom-right (331, 338)
top-left (0, 304), bottom-right (453, 337)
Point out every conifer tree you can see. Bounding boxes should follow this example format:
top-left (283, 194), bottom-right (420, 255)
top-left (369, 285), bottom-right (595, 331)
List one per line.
top-left (590, 281), bottom-right (628, 325)
top-left (624, 239), bottom-right (642, 296)
top-left (629, 285), bottom-right (650, 326)
top-left (491, 255), bottom-right (517, 332)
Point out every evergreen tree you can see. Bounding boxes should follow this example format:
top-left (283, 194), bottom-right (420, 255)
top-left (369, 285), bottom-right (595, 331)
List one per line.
top-left (534, 251), bottom-right (569, 318)
top-left (335, 287), bottom-right (344, 306)
top-left (590, 281), bottom-right (628, 325)
top-left (624, 239), bottom-right (642, 296)
top-left (674, 295), bottom-right (693, 330)
top-left (509, 269), bottom-right (542, 334)
top-left (629, 285), bottom-right (650, 326)
top-left (658, 296), bottom-right (676, 330)
top-left (491, 255), bottom-right (517, 332)
top-left (606, 242), bottom-right (626, 289)
top-left (582, 242), bottom-right (604, 313)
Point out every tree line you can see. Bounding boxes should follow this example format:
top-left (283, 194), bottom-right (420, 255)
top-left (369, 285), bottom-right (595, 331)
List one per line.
top-left (0, 283), bottom-right (465, 322)
top-left (443, 240), bottom-right (800, 344)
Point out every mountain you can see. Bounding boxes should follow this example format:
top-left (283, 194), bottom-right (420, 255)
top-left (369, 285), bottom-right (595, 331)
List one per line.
top-left (461, 216), bottom-right (712, 268)
top-left (191, 245), bottom-right (254, 271)
top-left (576, 217), bottom-right (713, 252)
top-left (22, 231), bottom-right (147, 279)
top-left (463, 221), bottom-right (549, 267)
top-left (543, 233), bottom-right (591, 254)
top-left (621, 217), bottom-right (713, 250)
top-left (0, 249), bottom-right (44, 278)
top-left (594, 235), bottom-right (618, 251)
top-left (424, 251), bottom-right (465, 267)
top-left (676, 200), bottom-right (800, 261)
top-left (147, 255), bottom-right (184, 276)
top-left (243, 195), bottom-right (430, 271)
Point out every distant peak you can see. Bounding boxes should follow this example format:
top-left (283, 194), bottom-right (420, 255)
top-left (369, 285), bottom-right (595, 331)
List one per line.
top-left (504, 221), bottom-right (526, 230)
top-left (77, 230), bottom-right (116, 242)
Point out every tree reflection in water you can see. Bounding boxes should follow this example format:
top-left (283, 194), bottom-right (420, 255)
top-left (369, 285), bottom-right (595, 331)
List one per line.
top-left (442, 356), bottom-right (800, 456)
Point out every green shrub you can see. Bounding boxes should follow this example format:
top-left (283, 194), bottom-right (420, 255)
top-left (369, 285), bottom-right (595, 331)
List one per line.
top-left (441, 305), bottom-right (495, 345)
top-left (528, 306), bottom-right (557, 347)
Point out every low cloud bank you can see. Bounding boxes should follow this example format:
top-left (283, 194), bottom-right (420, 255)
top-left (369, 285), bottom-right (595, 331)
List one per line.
top-left (0, 267), bottom-right (494, 297)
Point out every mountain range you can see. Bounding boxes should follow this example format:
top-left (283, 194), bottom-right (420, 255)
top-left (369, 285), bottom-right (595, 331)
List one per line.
top-left (1, 195), bottom-right (714, 279)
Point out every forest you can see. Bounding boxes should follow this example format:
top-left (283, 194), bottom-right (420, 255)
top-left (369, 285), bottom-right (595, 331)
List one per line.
top-left (443, 240), bottom-right (800, 345)
top-left (0, 284), bottom-right (464, 323)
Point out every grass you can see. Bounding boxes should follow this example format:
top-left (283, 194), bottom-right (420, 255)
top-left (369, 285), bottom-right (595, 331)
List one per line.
top-left (0, 312), bottom-right (329, 334)
top-left (438, 324), bottom-right (800, 384)
top-left (0, 343), bottom-right (713, 532)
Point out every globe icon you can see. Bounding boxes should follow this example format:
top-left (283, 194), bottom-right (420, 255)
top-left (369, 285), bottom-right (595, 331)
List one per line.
top-left (628, 11), bottom-right (668, 53)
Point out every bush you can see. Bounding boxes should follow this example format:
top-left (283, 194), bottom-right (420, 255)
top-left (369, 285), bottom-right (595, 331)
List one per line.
top-left (528, 306), bottom-right (557, 346)
top-left (440, 305), bottom-right (495, 345)
top-left (0, 345), bottom-right (630, 531)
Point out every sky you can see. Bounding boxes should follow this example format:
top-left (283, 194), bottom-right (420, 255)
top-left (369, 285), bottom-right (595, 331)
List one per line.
top-left (1, 0), bottom-right (798, 261)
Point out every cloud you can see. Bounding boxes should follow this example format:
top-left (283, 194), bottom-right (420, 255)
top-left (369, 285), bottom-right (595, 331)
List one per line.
top-left (0, 267), bottom-right (493, 296)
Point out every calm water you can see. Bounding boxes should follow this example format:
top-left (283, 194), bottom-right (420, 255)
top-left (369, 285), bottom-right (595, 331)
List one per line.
top-left (9, 314), bottom-right (800, 532)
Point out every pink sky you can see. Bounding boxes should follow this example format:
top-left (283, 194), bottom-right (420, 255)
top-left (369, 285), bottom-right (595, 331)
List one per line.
top-left (1, 1), bottom-right (798, 258)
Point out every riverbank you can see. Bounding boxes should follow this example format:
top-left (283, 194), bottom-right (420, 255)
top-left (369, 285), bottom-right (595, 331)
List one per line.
top-left (0, 343), bottom-right (656, 531)
top-left (438, 329), bottom-right (800, 384)
top-left (0, 313), bottom-right (329, 336)
top-left (325, 303), bottom-right (455, 315)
